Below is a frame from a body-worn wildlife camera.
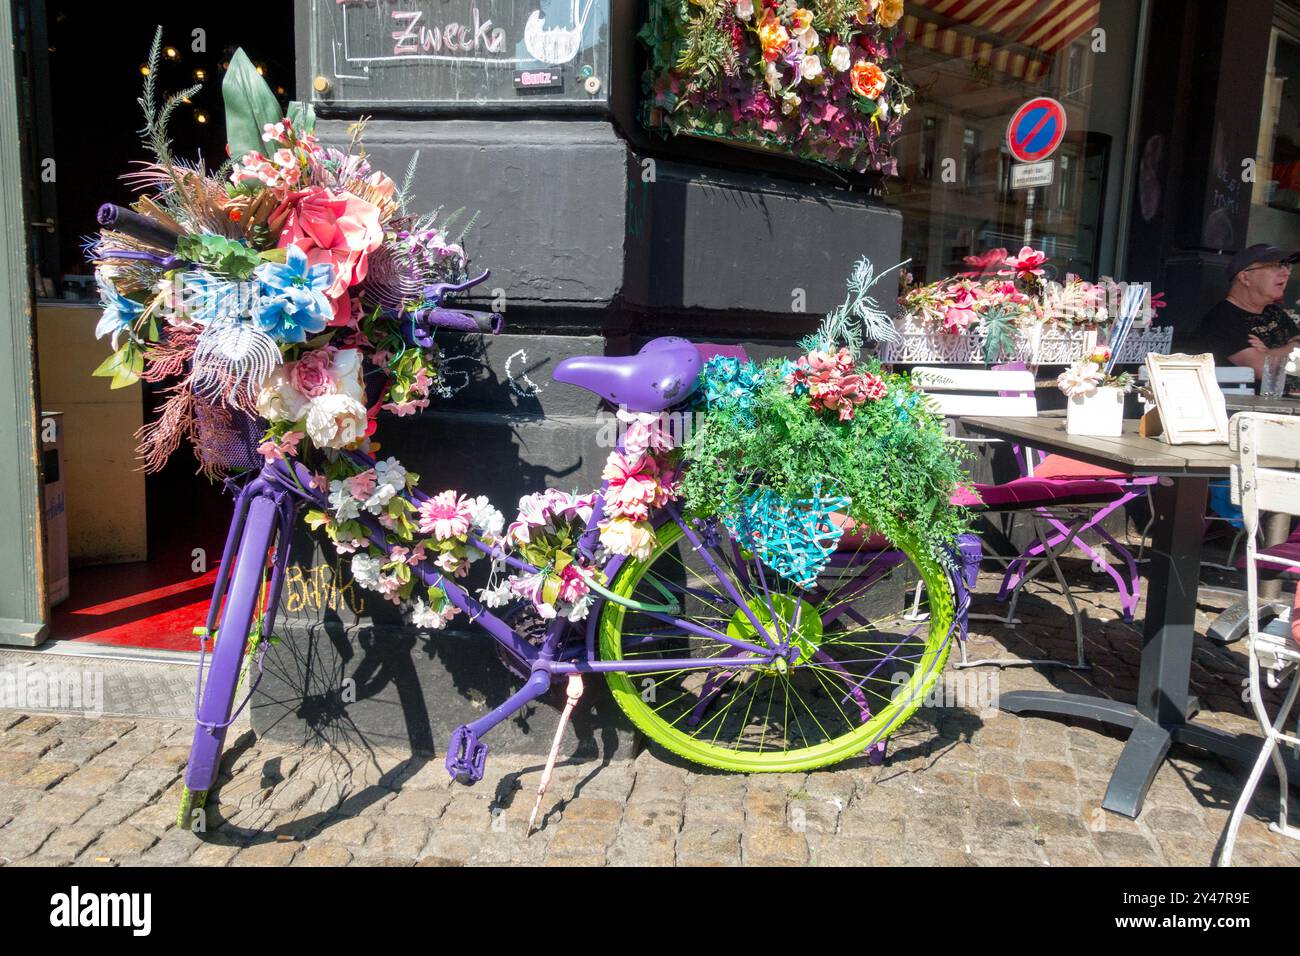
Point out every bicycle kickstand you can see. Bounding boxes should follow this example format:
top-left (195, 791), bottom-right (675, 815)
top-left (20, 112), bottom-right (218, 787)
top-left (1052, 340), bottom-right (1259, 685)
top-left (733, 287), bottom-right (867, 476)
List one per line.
top-left (527, 674), bottom-right (584, 836)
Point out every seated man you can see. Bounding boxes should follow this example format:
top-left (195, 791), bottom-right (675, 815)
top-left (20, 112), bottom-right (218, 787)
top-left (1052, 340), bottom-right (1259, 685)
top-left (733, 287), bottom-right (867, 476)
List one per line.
top-left (1189, 244), bottom-right (1300, 376)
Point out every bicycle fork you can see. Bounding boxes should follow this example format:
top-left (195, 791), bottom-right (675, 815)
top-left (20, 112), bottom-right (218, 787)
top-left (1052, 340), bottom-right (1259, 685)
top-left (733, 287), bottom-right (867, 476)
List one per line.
top-left (186, 475), bottom-right (297, 793)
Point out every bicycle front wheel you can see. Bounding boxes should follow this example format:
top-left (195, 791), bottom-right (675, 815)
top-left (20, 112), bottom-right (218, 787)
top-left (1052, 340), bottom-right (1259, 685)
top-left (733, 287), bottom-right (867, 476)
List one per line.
top-left (598, 517), bottom-right (957, 772)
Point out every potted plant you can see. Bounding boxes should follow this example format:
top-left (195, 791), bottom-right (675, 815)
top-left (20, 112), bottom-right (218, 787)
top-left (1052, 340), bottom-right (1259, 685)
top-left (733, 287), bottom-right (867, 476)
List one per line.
top-left (1058, 347), bottom-right (1134, 437)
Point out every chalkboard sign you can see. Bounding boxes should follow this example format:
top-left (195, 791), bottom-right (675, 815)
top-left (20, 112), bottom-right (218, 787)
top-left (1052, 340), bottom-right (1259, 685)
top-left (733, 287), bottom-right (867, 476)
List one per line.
top-left (309, 0), bottom-right (611, 109)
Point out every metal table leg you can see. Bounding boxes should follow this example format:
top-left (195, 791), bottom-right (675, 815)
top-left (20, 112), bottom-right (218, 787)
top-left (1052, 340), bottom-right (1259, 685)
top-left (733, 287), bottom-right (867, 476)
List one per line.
top-left (997, 476), bottom-right (1207, 818)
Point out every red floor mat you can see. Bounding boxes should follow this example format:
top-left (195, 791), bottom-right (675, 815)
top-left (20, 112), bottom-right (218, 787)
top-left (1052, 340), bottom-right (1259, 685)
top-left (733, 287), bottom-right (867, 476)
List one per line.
top-left (49, 560), bottom-right (218, 652)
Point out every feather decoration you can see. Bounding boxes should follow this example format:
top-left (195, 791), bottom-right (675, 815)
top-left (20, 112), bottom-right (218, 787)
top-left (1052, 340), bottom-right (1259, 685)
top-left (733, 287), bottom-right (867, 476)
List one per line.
top-left (190, 319), bottom-right (281, 407)
top-left (135, 383), bottom-right (197, 474)
top-left (801, 257), bottom-right (910, 357)
top-left (140, 326), bottom-right (201, 383)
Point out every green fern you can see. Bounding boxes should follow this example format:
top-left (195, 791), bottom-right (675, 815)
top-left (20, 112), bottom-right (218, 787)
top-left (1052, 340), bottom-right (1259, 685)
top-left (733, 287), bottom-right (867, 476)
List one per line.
top-left (801, 257), bottom-right (909, 357)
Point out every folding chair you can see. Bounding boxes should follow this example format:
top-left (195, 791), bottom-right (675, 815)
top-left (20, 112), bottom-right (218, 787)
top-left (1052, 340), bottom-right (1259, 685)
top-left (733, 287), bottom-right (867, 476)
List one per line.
top-left (911, 367), bottom-right (1127, 669)
top-left (1219, 412), bottom-right (1300, 866)
top-left (989, 361), bottom-right (1150, 623)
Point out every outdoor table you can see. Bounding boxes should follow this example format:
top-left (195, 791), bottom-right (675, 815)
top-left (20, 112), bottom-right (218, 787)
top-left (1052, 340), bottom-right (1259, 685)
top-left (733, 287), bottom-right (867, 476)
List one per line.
top-left (960, 415), bottom-right (1300, 818)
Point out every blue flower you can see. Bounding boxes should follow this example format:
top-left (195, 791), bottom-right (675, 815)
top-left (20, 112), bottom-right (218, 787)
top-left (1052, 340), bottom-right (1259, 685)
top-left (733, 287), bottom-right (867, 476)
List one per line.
top-left (251, 245), bottom-right (335, 343)
top-left (94, 270), bottom-right (145, 348)
top-left (181, 270), bottom-right (244, 324)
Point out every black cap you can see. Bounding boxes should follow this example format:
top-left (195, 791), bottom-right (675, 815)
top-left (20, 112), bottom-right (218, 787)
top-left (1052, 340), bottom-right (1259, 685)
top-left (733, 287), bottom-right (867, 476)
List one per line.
top-left (1227, 244), bottom-right (1300, 283)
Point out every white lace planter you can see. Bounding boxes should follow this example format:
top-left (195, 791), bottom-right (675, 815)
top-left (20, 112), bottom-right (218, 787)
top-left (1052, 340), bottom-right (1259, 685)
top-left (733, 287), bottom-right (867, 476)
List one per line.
top-left (1066, 386), bottom-right (1125, 437)
top-left (876, 315), bottom-right (1174, 367)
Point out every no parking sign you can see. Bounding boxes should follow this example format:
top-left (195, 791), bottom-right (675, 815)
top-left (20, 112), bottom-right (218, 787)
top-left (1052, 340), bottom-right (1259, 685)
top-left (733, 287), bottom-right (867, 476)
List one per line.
top-left (1006, 98), bottom-right (1067, 164)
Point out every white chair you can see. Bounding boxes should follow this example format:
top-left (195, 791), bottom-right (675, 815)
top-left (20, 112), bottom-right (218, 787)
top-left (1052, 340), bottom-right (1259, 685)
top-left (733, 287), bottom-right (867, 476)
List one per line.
top-left (1219, 412), bottom-right (1300, 866)
top-left (909, 367), bottom-right (1127, 670)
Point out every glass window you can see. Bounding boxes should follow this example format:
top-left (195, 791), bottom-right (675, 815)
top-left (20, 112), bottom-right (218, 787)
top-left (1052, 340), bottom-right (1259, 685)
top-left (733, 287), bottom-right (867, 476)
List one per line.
top-left (1248, 25), bottom-right (1300, 252)
top-left (887, 1), bottom-right (1140, 285)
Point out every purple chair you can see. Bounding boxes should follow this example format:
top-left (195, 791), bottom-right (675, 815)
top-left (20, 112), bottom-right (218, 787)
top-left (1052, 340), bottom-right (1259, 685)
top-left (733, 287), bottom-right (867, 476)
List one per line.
top-left (989, 361), bottom-right (1151, 624)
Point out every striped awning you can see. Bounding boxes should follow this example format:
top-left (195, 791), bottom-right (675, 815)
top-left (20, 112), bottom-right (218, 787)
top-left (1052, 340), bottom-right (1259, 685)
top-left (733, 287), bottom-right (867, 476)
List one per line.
top-left (904, 0), bottom-right (1102, 84)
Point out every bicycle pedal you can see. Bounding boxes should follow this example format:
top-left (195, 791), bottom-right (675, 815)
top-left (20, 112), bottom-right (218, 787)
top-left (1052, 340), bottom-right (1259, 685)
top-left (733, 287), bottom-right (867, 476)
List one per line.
top-left (445, 726), bottom-right (488, 784)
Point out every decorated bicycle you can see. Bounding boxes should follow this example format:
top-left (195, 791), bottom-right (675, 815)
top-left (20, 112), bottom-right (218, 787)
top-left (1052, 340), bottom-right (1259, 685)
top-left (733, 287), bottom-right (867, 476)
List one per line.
top-left (90, 32), bottom-right (975, 831)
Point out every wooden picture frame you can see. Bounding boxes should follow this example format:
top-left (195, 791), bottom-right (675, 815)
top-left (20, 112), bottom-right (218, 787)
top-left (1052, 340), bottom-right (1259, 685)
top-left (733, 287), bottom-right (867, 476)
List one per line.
top-left (1143, 352), bottom-right (1230, 445)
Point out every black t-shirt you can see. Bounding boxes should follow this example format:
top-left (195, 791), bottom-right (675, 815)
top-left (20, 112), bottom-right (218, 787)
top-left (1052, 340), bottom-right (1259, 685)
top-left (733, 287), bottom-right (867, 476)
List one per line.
top-left (1186, 301), bottom-right (1300, 365)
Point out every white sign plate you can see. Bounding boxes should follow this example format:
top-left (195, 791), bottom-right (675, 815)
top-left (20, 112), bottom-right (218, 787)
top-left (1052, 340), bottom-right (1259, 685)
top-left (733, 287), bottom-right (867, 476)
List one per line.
top-left (1011, 160), bottom-right (1054, 189)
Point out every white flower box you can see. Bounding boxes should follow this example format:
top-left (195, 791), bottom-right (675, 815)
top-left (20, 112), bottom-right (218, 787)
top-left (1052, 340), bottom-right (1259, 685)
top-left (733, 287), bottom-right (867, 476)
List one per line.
top-left (1066, 386), bottom-right (1125, 437)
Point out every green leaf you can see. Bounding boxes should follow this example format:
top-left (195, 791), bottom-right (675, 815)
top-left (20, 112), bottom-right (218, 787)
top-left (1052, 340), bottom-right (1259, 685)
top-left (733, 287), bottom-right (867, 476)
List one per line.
top-left (287, 100), bottom-right (316, 135)
top-left (304, 509), bottom-right (330, 531)
top-left (541, 574), bottom-right (562, 607)
top-left (222, 48), bottom-right (283, 161)
top-left (93, 345), bottom-right (142, 389)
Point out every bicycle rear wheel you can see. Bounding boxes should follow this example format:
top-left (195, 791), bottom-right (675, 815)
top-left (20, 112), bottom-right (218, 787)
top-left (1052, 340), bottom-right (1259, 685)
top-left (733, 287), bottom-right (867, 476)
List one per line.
top-left (598, 518), bottom-right (957, 772)
top-left (179, 495), bottom-right (281, 826)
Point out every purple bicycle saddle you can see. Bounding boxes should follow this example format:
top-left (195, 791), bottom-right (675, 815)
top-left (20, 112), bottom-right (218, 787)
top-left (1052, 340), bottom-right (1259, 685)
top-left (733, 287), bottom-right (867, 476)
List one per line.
top-left (553, 336), bottom-right (701, 412)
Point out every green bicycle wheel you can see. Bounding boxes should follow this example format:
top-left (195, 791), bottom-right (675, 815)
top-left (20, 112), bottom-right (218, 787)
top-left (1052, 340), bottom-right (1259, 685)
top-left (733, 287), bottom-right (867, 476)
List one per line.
top-left (599, 519), bottom-right (956, 772)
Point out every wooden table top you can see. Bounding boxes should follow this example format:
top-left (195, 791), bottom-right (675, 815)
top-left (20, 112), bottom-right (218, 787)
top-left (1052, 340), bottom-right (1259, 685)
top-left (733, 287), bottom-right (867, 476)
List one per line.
top-left (1223, 394), bottom-right (1300, 415)
top-left (960, 416), bottom-right (1300, 478)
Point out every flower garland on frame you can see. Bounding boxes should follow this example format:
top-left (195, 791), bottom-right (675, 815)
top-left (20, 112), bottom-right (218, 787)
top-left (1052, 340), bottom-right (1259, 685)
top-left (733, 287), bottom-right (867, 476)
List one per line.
top-left (641, 0), bottom-right (910, 174)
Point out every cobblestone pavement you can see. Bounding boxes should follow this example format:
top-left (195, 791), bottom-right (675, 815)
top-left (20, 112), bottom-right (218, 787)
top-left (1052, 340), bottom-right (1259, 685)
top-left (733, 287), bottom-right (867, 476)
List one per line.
top-left (1, 563), bottom-right (1298, 867)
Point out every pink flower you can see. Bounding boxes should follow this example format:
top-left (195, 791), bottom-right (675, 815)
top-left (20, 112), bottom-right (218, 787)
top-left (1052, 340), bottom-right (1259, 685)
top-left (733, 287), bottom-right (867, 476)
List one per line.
top-left (959, 247), bottom-right (1008, 278)
top-left (347, 470), bottom-right (377, 501)
top-left (942, 286), bottom-right (980, 333)
top-left (1000, 245), bottom-right (1048, 279)
top-left (507, 493), bottom-right (551, 545)
top-left (289, 347), bottom-right (337, 399)
top-left (382, 399), bottom-right (428, 417)
top-left (859, 372), bottom-right (887, 401)
top-left (557, 563), bottom-right (590, 604)
top-left (435, 551), bottom-right (469, 578)
top-left (418, 490), bottom-right (473, 540)
top-left (276, 186), bottom-right (385, 326)
top-left (602, 451), bottom-right (661, 521)
top-left (256, 430), bottom-right (303, 462)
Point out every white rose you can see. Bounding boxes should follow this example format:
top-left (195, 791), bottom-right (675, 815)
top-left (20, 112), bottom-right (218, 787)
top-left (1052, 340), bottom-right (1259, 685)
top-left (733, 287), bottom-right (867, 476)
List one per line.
top-left (328, 348), bottom-right (366, 403)
top-left (735, 0), bottom-right (754, 18)
top-left (255, 366), bottom-right (309, 423)
top-left (800, 55), bottom-right (823, 82)
top-left (781, 91), bottom-right (802, 115)
top-left (1287, 346), bottom-right (1300, 376)
top-left (830, 45), bottom-right (850, 72)
top-left (305, 393), bottom-right (369, 449)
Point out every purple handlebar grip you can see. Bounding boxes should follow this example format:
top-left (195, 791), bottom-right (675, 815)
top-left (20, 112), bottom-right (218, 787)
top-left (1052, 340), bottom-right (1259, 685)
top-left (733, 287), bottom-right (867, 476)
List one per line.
top-left (96, 203), bottom-right (182, 251)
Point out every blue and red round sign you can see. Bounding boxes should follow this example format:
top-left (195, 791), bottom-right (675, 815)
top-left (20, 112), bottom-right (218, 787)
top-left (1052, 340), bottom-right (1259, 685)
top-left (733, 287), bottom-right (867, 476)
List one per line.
top-left (1006, 98), bottom-right (1067, 164)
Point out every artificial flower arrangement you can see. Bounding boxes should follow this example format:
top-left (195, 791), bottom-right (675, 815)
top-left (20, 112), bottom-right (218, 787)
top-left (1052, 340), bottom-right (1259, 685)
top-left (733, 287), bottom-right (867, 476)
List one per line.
top-left (1057, 346), bottom-right (1136, 438)
top-left (640, 0), bottom-right (910, 174)
top-left (1056, 347), bottom-right (1134, 400)
top-left (679, 259), bottom-right (971, 584)
top-left (91, 31), bottom-right (469, 479)
top-left (89, 32), bottom-right (685, 633)
top-left (898, 246), bottom-right (1166, 364)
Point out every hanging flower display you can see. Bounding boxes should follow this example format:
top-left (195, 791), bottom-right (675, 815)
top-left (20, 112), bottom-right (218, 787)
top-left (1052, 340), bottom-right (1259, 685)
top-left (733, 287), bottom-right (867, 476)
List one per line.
top-left (640, 0), bottom-right (909, 174)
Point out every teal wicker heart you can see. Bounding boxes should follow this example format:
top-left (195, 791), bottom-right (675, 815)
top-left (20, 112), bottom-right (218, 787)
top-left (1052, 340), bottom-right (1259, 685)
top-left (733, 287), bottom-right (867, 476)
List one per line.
top-left (725, 485), bottom-right (852, 589)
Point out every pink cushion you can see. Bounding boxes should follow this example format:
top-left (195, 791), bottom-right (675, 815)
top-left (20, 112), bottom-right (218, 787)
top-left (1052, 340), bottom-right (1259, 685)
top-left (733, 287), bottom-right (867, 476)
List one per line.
top-left (1236, 536), bottom-right (1300, 577)
top-left (1033, 454), bottom-right (1126, 481)
top-left (954, 478), bottom-right (1126, 510)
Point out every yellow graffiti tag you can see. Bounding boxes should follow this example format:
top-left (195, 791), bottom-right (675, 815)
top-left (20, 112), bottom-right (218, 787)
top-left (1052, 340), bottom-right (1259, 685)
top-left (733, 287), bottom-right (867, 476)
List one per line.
top-left (283, 557), bottom-right (366, 616)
